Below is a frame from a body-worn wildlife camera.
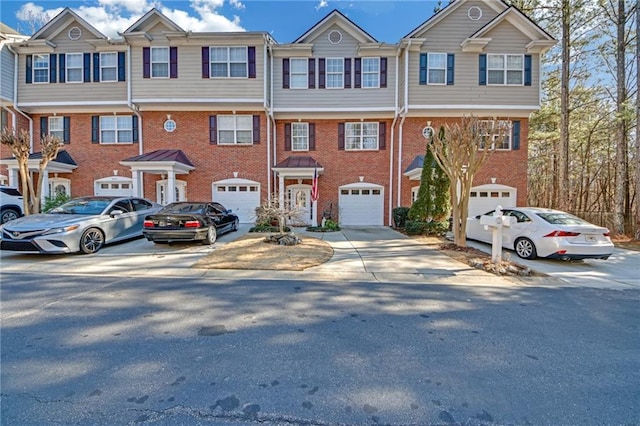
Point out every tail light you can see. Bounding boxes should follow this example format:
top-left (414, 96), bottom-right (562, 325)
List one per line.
top-left (544, 230), bottom-right (580, 237)
top-left (143, 220), bottom-right (154, 228)
top-left (184, 220), bottom-right (200, 228)
top-left (603, 231), bottom-right (610, 237)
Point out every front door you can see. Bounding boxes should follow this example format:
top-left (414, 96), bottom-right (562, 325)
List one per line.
top-left (156, 179), bottom-right (186, 205)
top-left (287, 185), bottom-right (312, 225)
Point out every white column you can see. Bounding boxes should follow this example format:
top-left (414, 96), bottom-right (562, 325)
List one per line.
top-left (167, 170), bottom-right (176, 204)
top-left (131, 170), bottom-right (140, 197)
top-left (41, 172), bottom-right (50, 205)
top-left (8, 167), bottom-right (19, 187)
top-left (278, 174), bottom-right (285, 207)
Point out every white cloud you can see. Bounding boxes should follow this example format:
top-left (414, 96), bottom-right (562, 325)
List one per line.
top-left (15, 0), bottom-right (245, 38)
top-left (315, 0), bottom-right (329, 11)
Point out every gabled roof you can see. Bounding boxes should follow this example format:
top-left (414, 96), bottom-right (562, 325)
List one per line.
top-left (0, 22), bottom-right (23, 36)
top-left (122, 8), bottom-right (184, 35)
top-left (404, 155), bottom-right (424, 174)
top-left (31, 8), bottom-right (108, 41)
top-left (31, 150), bottom-right (77, 166)
top-left (404, 0), bottom-right (506, 39)
top-left (293, 9), bottom-right (377, 44)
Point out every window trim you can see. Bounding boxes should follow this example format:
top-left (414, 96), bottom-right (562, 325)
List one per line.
top-left (427, 52), bottom-right (447, 85)
top-left (48, 117), bottom-right (64, 141)
top-left (361, 57), bottom-right (380, 89)
top-left (217, 114), bottom-right (253, 145)
top-left (479, 120), bottom-right (512, 150)
top-left (345, 122), bottom-right (379, 151)
top-left (100, 52), bottom-right (118, 82)
top-left (325, 57), bottom-right (344, 89)
top-left (209, 46), bottom-right (248, 78)
top-left (289, 58), bottom-right (308, 89)
top-left (487, 54), bottom-right (524, 86)
top-left (65, 52), bottom-right (83, 83)
top-left (99, 115), bottom-right (134, 144)
top-left (150, 46), bottom-right (170, 79)
top-left (33, 54), bottom-right (50, 84)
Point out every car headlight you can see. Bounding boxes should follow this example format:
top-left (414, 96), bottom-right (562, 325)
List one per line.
top-left (43, 224), bottom-right (81, 235)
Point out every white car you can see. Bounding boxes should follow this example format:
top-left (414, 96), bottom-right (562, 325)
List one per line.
top-left (0, 187), bottom-right (24, 224)
top-left (466, 207), bottom-right (614, 260)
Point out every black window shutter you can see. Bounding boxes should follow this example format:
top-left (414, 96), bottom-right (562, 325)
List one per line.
top-left (248, 46), bottom-right (256, 78)
top-left (344, 58), bottom-right (351, 88)
top-left (49, 54), bottom-right (57, 83)
top-left (91, 116), bottom-right (99, 143)
top-left (380, 57), bottom-right (387, 88)
top-left (308, 58), bottom-right (315, 88)
top-left (354, 58), bottom-right (361, 88)
top-left (143, 47), bottom-right (150, 78)
top-left (93, 53), bottom-right (100, 82)
top-left (379, 122), bottom-right (386, 150)
top-left (318, 58), bottom-right (325, 89)
top-left (118, 52), bottom-right (126, 81)
top-left (40, 117), bottom-right (47, 139)
top-left (284, 123), bottom-right (291, 151)
top-left (479, 54), bottom-right (487, 86)
top-left (202, 47), bottom-right (210, 78)
top-left (58, 53), bottom-right (66, 83)
top-left (419, 53), bottom-right (427, 85)
top-left (132, 116), bottom-right (139, 143)
top-left (524, 55), bottom-right (532, 86)
top-left (169, 47), bottom-right (178, 78)
top-left (282, 58), bottom-right (290, 89)
top-left (209, 115), bottom-right (217, 144)
top-left (63, 116), bottom-right (70, 144)
top-left (83, 53), bottom-right (91, 82)
top-left (253, 115), bottom-right (260, 144)
top-left (338, 123), bottom-right (345, 150)
top-left (309, 123), bottom-right (316, 151)
top-left (512, 120), bottom-right (520, 150)
top-left (26, 55), bottom-right (32, 84)
top-left (446, 54), bottom-right (455, 85)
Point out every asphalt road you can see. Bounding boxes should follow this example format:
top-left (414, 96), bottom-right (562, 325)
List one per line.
top-left (2, 271), bottom-right (639, 425)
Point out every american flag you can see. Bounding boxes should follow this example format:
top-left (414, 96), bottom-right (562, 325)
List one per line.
top-left (311, 165), bottom-right (319, 202)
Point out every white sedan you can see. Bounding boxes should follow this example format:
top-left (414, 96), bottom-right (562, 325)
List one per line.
top-left (466, 207), bottom-right (614, 260)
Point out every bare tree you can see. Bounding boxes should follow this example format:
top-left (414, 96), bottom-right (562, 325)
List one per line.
top-left (254, 192), bottom-right (304, 235)
top-left (428, 116), bottom-right (504, 247)
top-left (0, 128), bottom-right (63, 214)
top-left (636, 0), bottom-right (640, 239)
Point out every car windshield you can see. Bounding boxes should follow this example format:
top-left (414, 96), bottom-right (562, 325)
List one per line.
top-left (536, 212), bottom-right (590, 225)
top-left (49, 198), bottom-right (112, 215)
top-left (162, 203), bottom-right (206, 214)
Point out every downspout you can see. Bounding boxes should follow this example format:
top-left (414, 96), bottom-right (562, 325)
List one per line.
top-left (387, 48), bottom-right (400, 226)
top-left (263, 35), bottom-right (272, 197)
top-left (7, 44), bottom-right (33, 151)
top-left (396, 40), bottom-right (412, 210)
top-left (269, 40), bottom-right (277, 199)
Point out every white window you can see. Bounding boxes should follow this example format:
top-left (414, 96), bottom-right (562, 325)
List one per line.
top-left (290, 58), bottom-right (308, 89)
top-left (210, 47), bottom-right (248, 78)
top-left (33, 54), bottom-right (49, 83)
top-left (218, 115), bottom-right (252, 145)
top-left (151, 47), bottom-right (169, 78)
top-left (345, 122), bottom-right (379, 150)
top-left (326, 58), bottom-right (343, 88)
top-left (479, 120), bottom-right (511, 150)
top-left (100, 116), bottom-right (133, 144)
top-left (101, 52), bottom-right (117, 82)
top-left (428, 53), bottom-right (446, 85)
top-left (48, 117), bottom-right (64, 140)
top-left (488, 54), bottom-right (523, 85)
top-left (362, 57), bottom-right (379, 88)
top-left (292, 122), bottom-right (309, 151)
top-left (66, 53), bottom-right (83, 83)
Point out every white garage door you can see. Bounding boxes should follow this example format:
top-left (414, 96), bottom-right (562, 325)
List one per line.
top-left (339, 183), bottom-right (384, 226)
top-left (213, 179), bottom-right (261, 223)
top-left (469, 184), bottom-right (516, 217)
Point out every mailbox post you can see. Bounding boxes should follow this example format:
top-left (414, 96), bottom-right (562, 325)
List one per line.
top-left (479, 205), bottom-right (513, 263)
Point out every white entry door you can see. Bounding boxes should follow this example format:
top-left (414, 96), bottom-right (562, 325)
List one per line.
top-left (287, 185), bottom-right (312, 225)
top-left (156, 180), bottom-right (186, 205)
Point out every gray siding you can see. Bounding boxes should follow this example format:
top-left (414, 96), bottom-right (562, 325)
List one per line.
top-left (1, 46), bottom-right (15, 102)
top-left (272, 24), bottom-right (396, 110)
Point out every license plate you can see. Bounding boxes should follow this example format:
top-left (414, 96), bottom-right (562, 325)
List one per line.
top-left (159, 221), bottom-right (167, 227)
top-left (585, 234), bottom-right (596, 242)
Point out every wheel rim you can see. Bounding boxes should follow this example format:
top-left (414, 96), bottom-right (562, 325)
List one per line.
top-left (207, 226), bottom-right (217, 243)
top-left (233, 219), bottom-right (239, 230)
top-left (516, 239), bottom-right (533, 258)
top-left (2, 211), bottom-right (18, 223)
top-left (82, 229), bottom-right (104, 253)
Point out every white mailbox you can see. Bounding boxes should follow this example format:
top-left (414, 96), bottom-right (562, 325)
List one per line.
top-left (478, 206), bottom-right (513, 263)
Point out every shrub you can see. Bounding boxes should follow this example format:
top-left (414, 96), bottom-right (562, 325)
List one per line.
top-left (249, 224), bottom-right (291, 233)
top-left (307, 219), bottom-right (340, 232)
top-left (43, 192), bottom-right (71, 212)
top-left (404, 219), bottom-right (449, 236)
top-left (393, 207), bottom-right (410, 229)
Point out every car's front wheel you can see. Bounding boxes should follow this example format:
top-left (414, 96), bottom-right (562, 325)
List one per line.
top-left (0, 208), bottom-right (20, 224)
top-left (203, 226), bottom-right (217, 245)
top-left (232, 218), bottom-right (239, 232)
top-left (80, 227), bottom-right (105, 254)
top-left (514, 237), bottom-right (537, 260)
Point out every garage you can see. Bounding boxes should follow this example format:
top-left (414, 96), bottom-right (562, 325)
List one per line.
top-left (468, 184), bottom-right (516, 217)
top-left (339, 182), bottom-right (384, 226)
top-left (212, 178), bottom-right (261, 223)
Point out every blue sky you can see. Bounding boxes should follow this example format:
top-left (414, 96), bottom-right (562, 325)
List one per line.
top-left (0, 0), bottom-right (443, 43)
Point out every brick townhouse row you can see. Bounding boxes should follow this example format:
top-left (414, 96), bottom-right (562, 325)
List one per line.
top-left (0, 0), bottom-right (555, 226)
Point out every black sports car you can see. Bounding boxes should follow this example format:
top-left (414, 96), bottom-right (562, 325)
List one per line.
top-left (143, 201), bottom-right (239, 245)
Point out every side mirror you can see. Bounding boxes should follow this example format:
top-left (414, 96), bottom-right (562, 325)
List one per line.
top-left (110, 209), bottom-right (124, 217)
